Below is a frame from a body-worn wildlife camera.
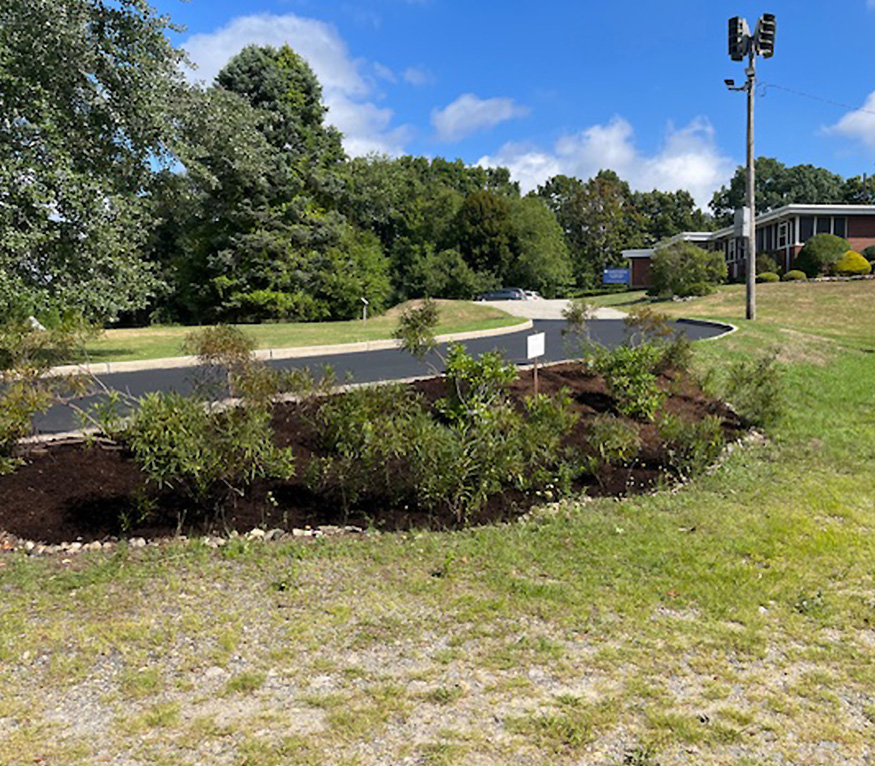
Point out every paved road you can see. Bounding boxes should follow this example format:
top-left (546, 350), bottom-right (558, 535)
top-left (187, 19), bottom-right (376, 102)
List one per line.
top-left (33, 318), bottom-right (729, 435)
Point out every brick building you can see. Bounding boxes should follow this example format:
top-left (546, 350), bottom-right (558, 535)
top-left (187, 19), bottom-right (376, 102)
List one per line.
top-left (623, 204), bottom-right (875, 288)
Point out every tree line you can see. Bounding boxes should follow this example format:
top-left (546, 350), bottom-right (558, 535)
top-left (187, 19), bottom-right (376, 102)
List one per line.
top-left (2, 0), bottom-right (872, 326)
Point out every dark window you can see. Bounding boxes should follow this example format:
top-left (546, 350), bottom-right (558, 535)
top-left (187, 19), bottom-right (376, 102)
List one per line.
top-left (756, 228), bottom-right (764, 251)
top-left (800, 216), bottom-right (814, 241)
top-left (765, 225), bottom-right (774, 252)
top-left (834, 217), bottom-right (847, 238)
top-left (816, 217), bottom-right (830, 234)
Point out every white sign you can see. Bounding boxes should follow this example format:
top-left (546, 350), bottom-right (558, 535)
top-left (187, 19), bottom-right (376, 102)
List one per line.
top-left (527, 332), bottom-right (545, 360)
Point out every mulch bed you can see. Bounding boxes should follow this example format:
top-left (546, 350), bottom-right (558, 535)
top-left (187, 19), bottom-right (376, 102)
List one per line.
top-left (0, 363), bottom-right (744, 546)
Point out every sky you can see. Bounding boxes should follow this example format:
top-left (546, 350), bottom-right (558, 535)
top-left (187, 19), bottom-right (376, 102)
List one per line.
top-left (150, 0), bottom-right (875, 209)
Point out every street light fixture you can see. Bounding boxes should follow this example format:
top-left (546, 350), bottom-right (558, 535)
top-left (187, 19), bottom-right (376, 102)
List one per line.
top-left (726, 13), bottom-right (777, 321)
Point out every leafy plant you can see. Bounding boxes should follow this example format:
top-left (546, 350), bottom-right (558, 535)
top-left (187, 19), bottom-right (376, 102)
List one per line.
top-left (439, 343), bottom-right (517, 421)
top-left (657, 412), bottom-right (725, 477)
top-left (391, 298), bottom-right (440, 361)
top-left (561, 298), bottom-right (599, 361)
top-left (648, 241), bottom-right (726, 298)
top-left (596, 344), bottom-right (666, 421)
top-left (831, 250), bottom-right (872, 276)
top-left (781, 270), bottom-right (807, 281)
top-left (756, 272), bottom-right (780, 283)
top-left (794, 233), bottom-right (848, 278)
top-left (584, 414), bottom-right (641, 485)
top-left (724, 352), bottom-right (785, 430)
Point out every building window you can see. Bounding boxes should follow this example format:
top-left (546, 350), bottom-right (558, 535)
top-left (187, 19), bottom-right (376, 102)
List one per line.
top-left (800, 216), bottom-right (814, 241)
top-left (834, 217), bottom-right (847, 238)
top-left (777, 222), bottom-right (788, 249)
top-left (816, 217), bottom-right (830, 234)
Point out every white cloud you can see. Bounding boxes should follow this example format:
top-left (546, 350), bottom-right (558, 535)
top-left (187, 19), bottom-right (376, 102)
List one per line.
top-left (403, 66), bottom-right (433, 86)
top-left (431, 93), bottom-right (529, 142)
top-left (182, 13), bottom-right (410, 157)
top-left (478, 116), bottom-right (735, 209)
top-left (826, 91), bottom-right (875, 150)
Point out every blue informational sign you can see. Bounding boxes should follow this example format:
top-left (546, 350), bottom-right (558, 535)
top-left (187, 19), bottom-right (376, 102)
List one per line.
top-left (603, 268), bottom-right (631, 285)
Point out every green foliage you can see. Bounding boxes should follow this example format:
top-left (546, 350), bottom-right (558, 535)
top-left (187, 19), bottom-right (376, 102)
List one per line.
top-left (724, 353), bottom-right (785, 430)
top-left (657, 413), bottom-right (725, 477)
top-left (392, 298), bottom-right (440, 361)
top-left (440, 344), bottom-right (518, 421)
top-left (505, 197), bottom-right (574, 297)
top-left (794, 233), bottom-right (849, 278)
top-left (861, 245), bottom-right (875, 262)
top-left (403, 246), bottom-right (492, 300)
top-left (584, 414), bottom-right (641, 480)
top-left (596, 344), bottom-right (666, 421)
top-left (623, 309), bottom-right (693, 375)
top-left (831, 250), bottom-right (872, 277)
top-left (756, 272), bottom-right (780, 283)
top-left (561, 299), bottom-right (598, 360)
top-left (649, 241), bottom-right (726, 298)
top-left (756, 254), bottom-right (778, 275)
top-left (781, 270), bottom-right (807, 282)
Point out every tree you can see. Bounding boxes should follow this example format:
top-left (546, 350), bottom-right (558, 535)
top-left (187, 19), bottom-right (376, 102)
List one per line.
top-left (537, 171), bottom-right (647, 289)
top-left (631, 189), bottom-right (713, 243)
top-left (0, 0), bottom-right (188, 320)
top-left (710, 158), bottom-right (845, 225)
top-left (506, 197), bottom-right (573, 297)
top-left (454, 191), bottom-right (517, 279)
top-left (794, 233), bottom-right (849, 278)
top-left (649, 241), bottom-right (727, 297)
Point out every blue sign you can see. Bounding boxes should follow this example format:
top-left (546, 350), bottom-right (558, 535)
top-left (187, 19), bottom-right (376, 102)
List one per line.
top-left (602, 268), bottom-right (630, 285)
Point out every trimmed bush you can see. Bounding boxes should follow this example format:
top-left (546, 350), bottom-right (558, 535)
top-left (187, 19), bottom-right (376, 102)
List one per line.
top-left (648, 241), bottom-right (727, 298)
top-left (831, 250), bottom-right (872, 276)
top-left (794, 233), bottom-right (849, 278)
top-left (756, 254), bottom-right (778, 275)
top-left (781, 270), bottom-right (807, 282)
top-left (861, 244), bottom-right (875, 262)
top-left (756, 272), bottom-right (779, 283)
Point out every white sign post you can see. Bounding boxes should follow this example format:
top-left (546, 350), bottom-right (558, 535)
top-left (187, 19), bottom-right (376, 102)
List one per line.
top-left (527, 332), bottom-right (546, 395)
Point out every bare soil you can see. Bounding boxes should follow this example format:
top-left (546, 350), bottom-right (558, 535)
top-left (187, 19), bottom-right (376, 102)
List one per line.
top-left (0, 363), bottom-right (743, 545)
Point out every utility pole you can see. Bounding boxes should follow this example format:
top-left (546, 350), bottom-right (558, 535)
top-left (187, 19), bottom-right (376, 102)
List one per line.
top-left (727, 13), bottom-right (776, 322)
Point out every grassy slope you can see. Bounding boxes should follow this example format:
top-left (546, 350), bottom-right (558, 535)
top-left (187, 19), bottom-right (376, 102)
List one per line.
top-left (83, 300), bottom-right (522, 363)
top-left (2, 281), bottom-right (875, 764)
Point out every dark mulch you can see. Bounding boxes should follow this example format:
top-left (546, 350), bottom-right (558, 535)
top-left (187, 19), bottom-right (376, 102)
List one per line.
top-left (0, 363), bottom-right (744, 545)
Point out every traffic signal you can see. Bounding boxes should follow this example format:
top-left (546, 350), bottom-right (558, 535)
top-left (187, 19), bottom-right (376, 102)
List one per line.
top-left (728, 16), bottom-right (750, 61)
top-left (756, 13), bottom-right (776, 58)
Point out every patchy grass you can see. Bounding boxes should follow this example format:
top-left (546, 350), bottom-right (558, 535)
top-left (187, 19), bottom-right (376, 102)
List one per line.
top-left (82, 299), bottom-right (522, 363)
top-left (2, 281), bottom-right (875, 763)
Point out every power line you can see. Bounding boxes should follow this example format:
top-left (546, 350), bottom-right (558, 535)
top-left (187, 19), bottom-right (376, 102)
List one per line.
top-left (759, 82), bottom-right (875, 117)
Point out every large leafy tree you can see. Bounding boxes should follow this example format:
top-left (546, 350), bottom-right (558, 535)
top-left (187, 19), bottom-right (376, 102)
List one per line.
top-left (154, 44), bottom-right (390, 322)
top-left (709, 158), bottom-right (846, 225)
top-left (0, 0), bottom-right (188, 320)
top-left (537, 171), bottom-right (646, 288)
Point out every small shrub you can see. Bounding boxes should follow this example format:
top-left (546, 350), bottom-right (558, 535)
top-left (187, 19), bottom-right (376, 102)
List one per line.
top-left (392, 298), bottom-right (440, 361)
top-left (648, 241), bottom-right (726, 298)
top-left (624, 307), bottom-right (673, 345)
top-left (585, 414), bottom-right (641, 479)
top-left (561, 299), bottom-right (599, 360)
top-left (862, 244), bottom-right (875, 262)
top-left (596, 344), bottom-right (666, 421)
top-left (794, 233), bottom-right (849, 278)
top-left (756, 272), bottom-right (779, 283)
top-left (724, 353), bottom-right (784, 429)
top-left (781, 270), bottom-right (807, 282)
top-left (440, 343), bottom-right (517, 421)
top-left (756, 254), bottom-right (778, 275)
top-left (657, 412), bottom-right (725, 477)
top-left (831, 250), bottom-right (872, 276)
top-left (678, 281), bottom-right (716, 297)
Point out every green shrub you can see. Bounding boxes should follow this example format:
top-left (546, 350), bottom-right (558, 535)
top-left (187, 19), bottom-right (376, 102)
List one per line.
top-left (794, 233), bottom-right (849, 278)
top-left (756, 254), bottom-right (778, 275)
top-left (440, 343), bottom-right (517, 421)
top-left (648, 241), bottom-right (726, 298)
top-left (861, 245), bottom-right (875, 261)
top-left (756, 272), bottom-right (779, 283)
top-left (596, 344), bottom-right (666, 421)
top-left (781, 270), bottom-right (807, 282)
top-left (657, 412), bottom-right (725, 477)
top-left (724, 353), bottom-right (784, 430)
top-left (831, 250), bottom-right (872, 276)
top-left (584, 414), bottom-right (641, 482)
top-left (392, 298), bottom-right (440, 361)
top-left (680, 281), bottom-right (716, 297)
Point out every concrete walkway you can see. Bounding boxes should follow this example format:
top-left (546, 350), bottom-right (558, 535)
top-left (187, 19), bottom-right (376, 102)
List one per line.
top-left (481, 299), bottom-right (627, 320)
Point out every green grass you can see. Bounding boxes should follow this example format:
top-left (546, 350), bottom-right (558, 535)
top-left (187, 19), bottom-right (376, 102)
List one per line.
top-left (3, 280), bottom-right (875, 763)
top-left (80, 299), bottom-right (522, 363)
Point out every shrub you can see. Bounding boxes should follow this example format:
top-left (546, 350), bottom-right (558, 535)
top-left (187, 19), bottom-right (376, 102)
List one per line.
top-left (831, 250), bottom-right (872, 277)
top-left (756, 254), bottom-right (778, 275)
top-left (861, 244), bottom-right (875, 262)
top-left (724, 353), bottom-right (784, 430)
top-left (596, 344), bottom-right (666, 421)
top-left (794, 233), bottom-right (849, 278)
top-left (440, 343), bottom-right (517, 421)
top-left (657, 412), bottom-right (725, 477)
top-left (648, 241), bottom-right (726, 298)
top-left (392, 298), bottom-right (440, 361)
top-left (584, 414), bottom-right (641, 482)
top-left (781, 270), bottom-right (807, 282)
top-left (756, 272), bottom-right (779, 283)
top-left (561, 299), bottom-right (599, 361)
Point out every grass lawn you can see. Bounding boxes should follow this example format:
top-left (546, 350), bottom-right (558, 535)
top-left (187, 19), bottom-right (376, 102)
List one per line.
top-left (82, 299), bottom-right (523, 363)
top-left (2, 280), bottom-right (875, 764)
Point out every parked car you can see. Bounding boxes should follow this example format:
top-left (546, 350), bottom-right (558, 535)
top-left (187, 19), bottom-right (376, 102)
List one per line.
top-left (475, 287), bottom-right (526, 301)
top-left (524, 290), bottom-right (542, 300)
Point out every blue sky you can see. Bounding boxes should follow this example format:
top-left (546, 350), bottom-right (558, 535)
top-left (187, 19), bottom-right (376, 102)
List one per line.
top-left (151, 0), bottom-right (875, 208)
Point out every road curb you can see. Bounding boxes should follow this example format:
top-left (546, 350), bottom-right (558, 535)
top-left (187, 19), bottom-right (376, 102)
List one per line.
top-left (675, 317), bottom-right (737, 341)
top-left (47, 319), bottom-right (533, 377)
